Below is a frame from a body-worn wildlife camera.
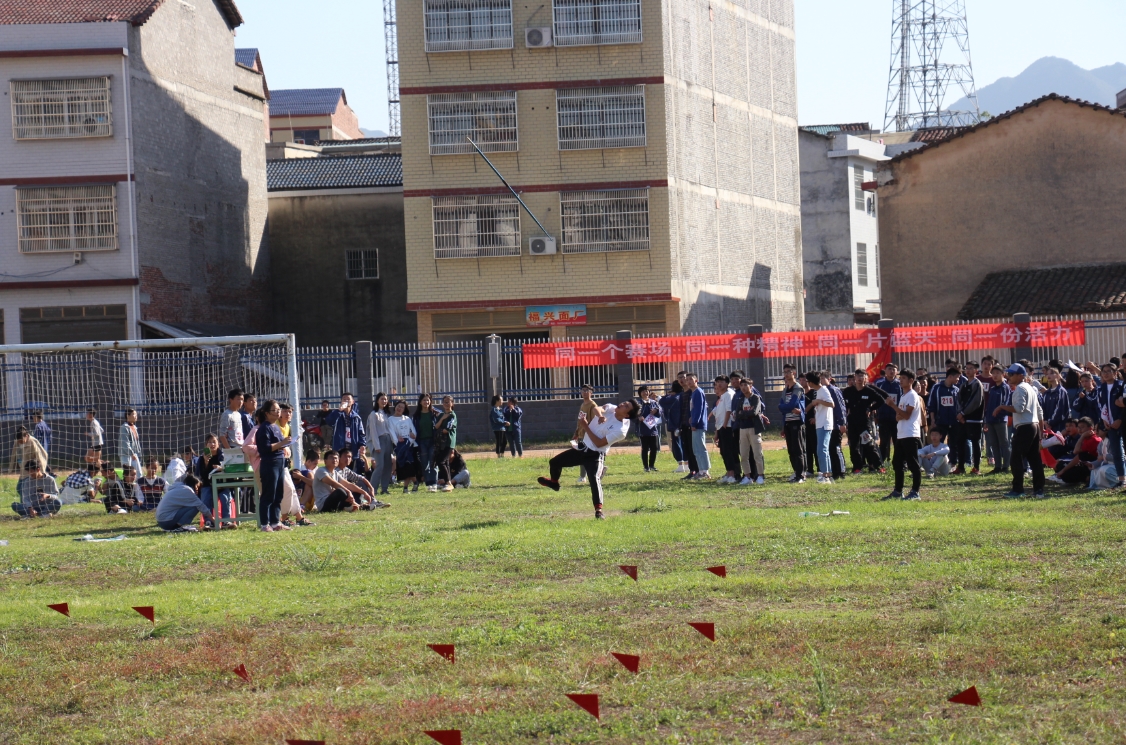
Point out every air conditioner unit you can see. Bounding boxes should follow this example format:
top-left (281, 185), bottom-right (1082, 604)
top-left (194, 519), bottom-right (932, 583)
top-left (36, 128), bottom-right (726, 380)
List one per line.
top-left (525, 27), bottom-right (553, 48)
top-left (529, 236), bottom-right (557, 255)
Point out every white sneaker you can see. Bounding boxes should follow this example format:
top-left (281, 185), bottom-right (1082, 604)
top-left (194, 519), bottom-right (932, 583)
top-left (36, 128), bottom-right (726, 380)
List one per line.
top-left (428, 485), bottom-right (438, 492)
top-left (674, 464), bottom-right (687, 473)
top-left (115, 507), bottom-right (127, 514)
top-left (738, 476), bottom-right (752, 485)
top-left (1047, 474), bottom-right (1063, 484)
top-left (576, 477), bottom-right (587, 485)
top-left (755, 476), bottom-right (765, 485)
top-left (817, 475), bottom-right (833, 484)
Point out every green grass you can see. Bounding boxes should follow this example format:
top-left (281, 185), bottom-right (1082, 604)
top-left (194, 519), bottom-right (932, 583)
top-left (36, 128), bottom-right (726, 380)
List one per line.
top-left (1, 451), bottom-right (1126, 744)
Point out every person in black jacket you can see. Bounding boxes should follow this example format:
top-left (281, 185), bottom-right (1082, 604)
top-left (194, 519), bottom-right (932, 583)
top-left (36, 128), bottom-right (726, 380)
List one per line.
top-left (956, 361), bottom-right (986, 474)
top-left (842, 369), bottom-right (883, 473)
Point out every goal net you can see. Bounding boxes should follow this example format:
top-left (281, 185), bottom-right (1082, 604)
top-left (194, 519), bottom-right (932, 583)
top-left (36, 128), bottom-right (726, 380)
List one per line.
top-left (1, 335), bottom-right (300, 476)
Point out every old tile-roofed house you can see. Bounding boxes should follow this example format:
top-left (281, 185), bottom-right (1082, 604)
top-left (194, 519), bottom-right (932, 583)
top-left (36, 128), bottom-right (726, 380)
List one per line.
top-left (958, 264), bottom-right (1126, 319)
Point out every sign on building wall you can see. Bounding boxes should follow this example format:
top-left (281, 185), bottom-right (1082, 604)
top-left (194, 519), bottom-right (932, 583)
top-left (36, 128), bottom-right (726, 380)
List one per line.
top-left (526, 305), bottom-right (587, 327)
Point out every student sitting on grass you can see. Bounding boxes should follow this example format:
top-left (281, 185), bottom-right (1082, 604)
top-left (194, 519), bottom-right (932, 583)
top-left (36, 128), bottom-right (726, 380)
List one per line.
top-left (311, 450), bottom-right (365, 513)
top-left (156, 474), bottom-right (213, 532)
top-left (136, 459), bottom-right (166, 511)
top-left (99, 462), bottom-right (136, 514)
top-left (449, 449), bottom-right (470, 488)
top-left (291, 451), bottom-right (321, 514)
top-left (918, 429), bottom-right (951, 477)
top-left (60, 465), bottom-right (99, 504)
top-left (337, 448), bottom-right (381, 508)
top-left (1049, 417), bottom-right (1102, 485)
top-left (11, 459), bottom-right (61, 518)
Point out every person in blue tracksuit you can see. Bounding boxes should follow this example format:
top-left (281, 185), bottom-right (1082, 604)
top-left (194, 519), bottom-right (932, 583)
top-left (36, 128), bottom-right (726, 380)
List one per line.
top-left (325, 392), bottom-right (366, 457)
top-left (504, 397), bottom-right (524, 457)
top-left (779, 365), bottom-right (807, 482)
top-left (659, 382), bottom-right (686, 471)
top-left (1038, 367), bottom-right (1072, 433)
top-left (489, 395), bottom-right (508, 457)
top-left (1095, 362), bottom-right (1126, 488)
top-left (686, 373), bottom-right (710, 478)
top-left (1072, 372), bottom-right (1102, 424)
top-left (927, 368), bottom-right (962, 468)
top-left (983, 366), bottom-right (1012, 474)
top-left (874, 364), bottom-right (903, 464)
top-left (637, 386), bottom-right (661, 471)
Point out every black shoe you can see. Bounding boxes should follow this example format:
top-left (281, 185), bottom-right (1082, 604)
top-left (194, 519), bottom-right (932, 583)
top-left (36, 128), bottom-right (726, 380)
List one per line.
top-left (881, 491), bottom-right (902, 501)
top-left (1002, 490), bottom-right (1024, 499)
top-left (902, 491), bottom-right (921, 501)
top-left (537, 477), bottom-right (561, 492)
top-left (594, 508), bottom-right (605, 520)
top-left (1032, 490), bottom-right (1047, 499)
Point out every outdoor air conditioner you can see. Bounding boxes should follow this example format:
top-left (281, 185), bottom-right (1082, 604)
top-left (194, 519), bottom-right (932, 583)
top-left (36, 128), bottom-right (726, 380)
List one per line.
top-left (525, 27), bottom-right (553, 48)
top-left (529, 236), bottom-right (557, 255)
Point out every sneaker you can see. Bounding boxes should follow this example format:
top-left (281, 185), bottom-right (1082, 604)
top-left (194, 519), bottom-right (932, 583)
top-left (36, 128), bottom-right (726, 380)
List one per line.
top-left (816, 475), bottom-right (833, 484)
top-left (594, 508), bottom-right (605, 520)
top-left (902, 491), bottom-right (921, 501)
top-left (1047, 474), bottom-right (1063, 484)
top-left (683, 473), bottom-right (696, 480)
top-left (881, 491), bottom-right (902, 501)
top-left (739, 477), bottom-right (752, 486)
top-left (1002, 490), bottom-right (1024, 499)
top-left (755, 476), bottom-right (765, 485)
top-left (259, 525), bottom-right (274, 532)
top-left (650, 467), bottom-right (659, 472)
top-left (441, 484), bottom-right (454, 492)
top-left (987, 468), bottom-right (1004, 475)
top-left (952, 466), bottom-right (966, 476)
top-left (970, 468), bottom-right (981, 475)
top-left (296, 518), bottom-right (316, 526)
top-left (793, 476), bottom-right (806, 484)
top-left (428, 485), bottom-right (438, 493)
top-left (698, 472), bottom-right (711, 480)
top-left (412, 483), bottom-right (419, 492)
top-left (851, 468), bottom-right (863, 475)
top-left (538, 477), bottom-right (561, 492)
top-left (373, 500), bottom-right (392, 508)
top-left (272, 522), bottom-right (293, 531)
top-left (787, 474), bottom-right (801, 483)
top-left (576, 478), bottom-right (587, 485)
top-left (674, 464), bottom-right (687, 473)
top-left (1033, 491), bottom-right (1047, 499)
top-left (360, 503), bottom-right (374, 511)
top-left (877, 467), bottom-right (887, 474)
top-left (115, 507), bottom-right (127, 514)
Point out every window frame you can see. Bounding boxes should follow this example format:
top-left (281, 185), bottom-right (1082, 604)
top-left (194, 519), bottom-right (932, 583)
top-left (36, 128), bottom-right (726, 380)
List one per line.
top-left (423, 0), bottom-right (514, 52)
top-left (16, 184), bottom-right (119, 254)
top-left (345, 249), bottom-right (380, 280)
top-left (559, 188), bottom-right (649, 254)
top-left (427, 91), bottom-right (519, 155)
top-left (432, 195), bottom-right (522, 259)
top-left (853, 164), bottom-right (866, 210)
top-left (556, 85), bottom-right (646, 150)
top-left (856, 242), bottom-right (868, 287)
top-left (10, 77), bottom-right (113, 140)
top-left (552, 0), bottom-right (643, 47)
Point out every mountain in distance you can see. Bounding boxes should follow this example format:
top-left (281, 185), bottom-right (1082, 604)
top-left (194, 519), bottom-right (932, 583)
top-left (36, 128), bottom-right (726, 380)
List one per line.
top-left (360, 127), bottom-right (388, 138)
top-left (947, 56), bottom-right (1126, 116)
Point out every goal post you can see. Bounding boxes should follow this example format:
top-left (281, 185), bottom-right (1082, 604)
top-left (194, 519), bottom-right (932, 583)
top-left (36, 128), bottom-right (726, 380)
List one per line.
top-left (0, 334), bottom-right (302, 475)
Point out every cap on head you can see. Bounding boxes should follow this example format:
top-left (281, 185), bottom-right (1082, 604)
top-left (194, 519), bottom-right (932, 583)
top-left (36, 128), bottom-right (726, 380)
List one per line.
top-left (1006, 363), bottom-right (1027, 376)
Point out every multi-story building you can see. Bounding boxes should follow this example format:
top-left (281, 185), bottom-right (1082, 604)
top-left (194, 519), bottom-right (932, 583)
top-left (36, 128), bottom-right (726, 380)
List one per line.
top-left (0, 0), bottom-right (268, 344)
top-left (268, 88), bottom-right (363, 144)
top-left (398, 0), bottom-right (803, 343)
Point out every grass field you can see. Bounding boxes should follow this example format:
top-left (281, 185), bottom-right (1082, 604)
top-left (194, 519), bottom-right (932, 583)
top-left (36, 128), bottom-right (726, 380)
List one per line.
top-left (2, 448), bottom-right (1126, 744)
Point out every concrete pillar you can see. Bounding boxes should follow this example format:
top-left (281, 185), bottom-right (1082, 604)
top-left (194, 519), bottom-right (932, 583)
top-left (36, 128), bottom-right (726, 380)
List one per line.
top-left (1013, 313), bottom-right (1032, 366)
top-left (354, 340), bottom-right (374, 419)
top-left (615, 329), bottom-right (634, 401)
top-left (485, 334), bottom-right (501, 400)
top-left (745, 324), bottom-right (764, 389)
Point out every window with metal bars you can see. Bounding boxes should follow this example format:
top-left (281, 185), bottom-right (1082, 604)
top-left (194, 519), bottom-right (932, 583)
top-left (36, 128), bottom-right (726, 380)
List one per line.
top-left (552, 0), bottom-right (642, 46)
top-left (432, 195), bottom-right (521, 258)
top-left (11, 77), bottom-right (112, 140)
top-left (856, 243), bottom-right (868, 287)
top-left (424, 0), bottom-right (513, 52)
top-left (556, 85), bottom-right (645, 150)
top-left (427, 91), bottom-right (518, 155)
top-left (346, 249), bottom-right (379, 279)
top-left (874, 244), bottom-right (880, 289)
top-left (559, 188), bottom-right (649, 254)
top-left (853, 164), bottom-right (865, 210)
top-left (17, 185), bottom-right (118, 253)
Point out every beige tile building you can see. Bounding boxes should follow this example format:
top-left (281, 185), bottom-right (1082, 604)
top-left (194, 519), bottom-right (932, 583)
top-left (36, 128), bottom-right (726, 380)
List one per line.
top-left (399, 0), bottom-right (803, 342)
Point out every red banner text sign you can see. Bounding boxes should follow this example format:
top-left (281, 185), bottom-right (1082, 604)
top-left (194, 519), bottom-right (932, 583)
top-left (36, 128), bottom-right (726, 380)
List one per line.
top-left (521, 321), bottom-right (1085, 369)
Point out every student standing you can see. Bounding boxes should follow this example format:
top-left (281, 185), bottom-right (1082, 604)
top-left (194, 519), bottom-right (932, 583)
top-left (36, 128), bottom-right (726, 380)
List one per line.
top-left (957, 361), bottom-right (986, 474)
top-left (432, 395), bottom-right (458, 492)
top-left (712, 376), bottom-right (740, 484)
top-left (637, 386), bottom-right (661, 472)
top-left (875, 364), bottom-right (902, 464)
top-left (218, 389), bottom-right (245, 449)
top-left (983, 366), bottom-right (1012, 474)
top-left (999, 364), bottom-right (1045, 498)
top-left (389, 401), bottom-right (419, 492)
top-left (927, 368), bottom-right (963, 469)
top-left (86, 408), bottom-right (104, 465)
top-left (32, 412), bottom-right (51, 461)
top-left (255, 399), bottom-right (293, 532)
top-left (734, 378), bottom-right (766, 484)
top-left (882, 369), bottom-right (923, 501)
top-left (806, 372), bottom-right (835, 484)
top-left (489, 395), bottom-right (508, 457)
top-left (1039, 367), bottom-right (1072, 434)
top-left (823, 373), bottom-right (849, 480)
top-left (779, 365), bottom-right (807, 483)
top-left (842, 369), bottom-right (883, 473)
top-left (366, 393), bottom-right (394, 495)
top-left (326, 393), bottom-right (366, 458)
top-left (686, 373), bottom-right (711, 480)
top-left (505, 397), bottom-right (524, 457)
top-left (414, 393), bottom-right (438, 487)
top-left (659, 382), bottom-right (687, 472)
top-left (118, 408), bottom-right (143, 477)
top-left (1094, 362), bottom-right (1125, 489)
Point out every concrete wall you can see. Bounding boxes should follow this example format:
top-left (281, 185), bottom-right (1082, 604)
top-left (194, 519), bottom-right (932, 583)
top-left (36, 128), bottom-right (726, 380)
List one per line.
top-left (878, 98), bottom-right (1126, 322)
top-left (129, 0), bottom-right (269, 330)
top-left (267, 189), bottom-right (417, 346)
top-left (799, 130), bottom-right (853, 327)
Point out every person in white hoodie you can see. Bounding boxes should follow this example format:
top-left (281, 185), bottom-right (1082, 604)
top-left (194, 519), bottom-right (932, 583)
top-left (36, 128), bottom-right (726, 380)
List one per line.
top-left (388, 400), bottom-right (419, 493)
top-left (365, 393), bottom-right (394, 495)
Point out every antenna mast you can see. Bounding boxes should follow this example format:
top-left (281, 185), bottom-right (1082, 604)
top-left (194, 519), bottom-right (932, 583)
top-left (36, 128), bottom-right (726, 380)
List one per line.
top-left (884, 0), bottom-right (980, 132)
top-left (383, 0), bottom-right (401, 136)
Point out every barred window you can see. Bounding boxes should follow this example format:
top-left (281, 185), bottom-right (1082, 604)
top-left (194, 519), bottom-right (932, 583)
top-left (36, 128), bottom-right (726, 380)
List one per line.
top-left (427, 91), bottom-right (518, 155)
top-left (17, 185), bottom-right (118, 253)
top-left (556, 85), bottom-right (645, 150)
top-left (433, 195), bottom-right (521, 258)
top-left (853, 165), bottom-right (866, 210)
top-left (856, 243), bottom-right (868, 287)
top-left (346, 249), bottom-right (379, 279)
top-left (560, 188), bottom-right (649, 254)
top-left (424, 0), bottom-right (513, 52)
top-left (552, 0), bottom-right (642, 46)
top-left (11, 77), bottom-right (112, 140)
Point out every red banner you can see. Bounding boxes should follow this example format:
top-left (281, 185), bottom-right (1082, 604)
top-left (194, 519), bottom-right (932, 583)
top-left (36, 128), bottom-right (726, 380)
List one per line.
top-left (521, 321), bottom-right (1085, 369)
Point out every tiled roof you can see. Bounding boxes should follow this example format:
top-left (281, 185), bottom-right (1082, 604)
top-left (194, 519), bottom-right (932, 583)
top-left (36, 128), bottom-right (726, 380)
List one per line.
top-left (911, 126), bottom-right (969, 142)
top-left (799, 122), bottom-right (874, 137)
top-left (235, 47), bottom-right (259, 70)
top-left (0, 0), bottom-right (242, 27)
top-left (267, 154), bottom-right (403, 191)
top-left (891, 93), bottom-right (1126, 162)
top-left (958, 263), bottom-right (1126, 319)
top-left (314, 137), bottom-right (400, 149)
top-left (268, 88), bottom-right (346, 117)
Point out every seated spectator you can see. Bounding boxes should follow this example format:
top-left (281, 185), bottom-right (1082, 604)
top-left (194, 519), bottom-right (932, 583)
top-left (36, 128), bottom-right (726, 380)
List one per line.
top-left (136, 459), bottom-right (166, 511)
top-left (1050, 417), bottom-right (1102, 484)
top-left (99, 462), bottom-right (136, 514)
top-left (291, 451), bottom-right (320, 514)
top-left (1088, 421), bottom-right (1119, 490)
top-left (338, 448), bottom-right (378, 506)
top-left (60, 465), bottom-right (99, 504)
top-left (121, 465), bottom-right (146, 511)
top-left (11, 459), bottom-right (61, 518)
top-left (311, 450), bottom-right (364, 513)
top-left (196, 434), bottom-right (234, 526)
top-left (163, 446), bottom-right (194, 487)
top-left (354, 445), bottom-right (374, 480)
top-left (1042, 418), bottom-right (1080, 466)
top-left (450, 449), bottom-right (470, 488)
top-left (156, 474), bottom-right (213, 532)
top-left (918, 430), bottom-right (952, 477)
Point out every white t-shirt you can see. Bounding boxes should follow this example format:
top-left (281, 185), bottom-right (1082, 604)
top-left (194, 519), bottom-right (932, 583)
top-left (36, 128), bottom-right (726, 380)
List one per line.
top-left (583, 403), bottom-right (630, 454)
top-left (814, 386), bottom-right (834, 430)
top-left (712, 388), bottom-right (734, 429)
top-left (897, 389), bottom-right (923, 439)
top-left (89, 418), bottom-right (104, 447)
top-left (312, 466), bottom-right (340, 510)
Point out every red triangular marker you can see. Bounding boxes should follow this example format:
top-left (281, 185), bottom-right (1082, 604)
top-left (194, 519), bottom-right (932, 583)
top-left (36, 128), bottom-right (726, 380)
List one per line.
top-left (428, 644), bottom-right (455, 663)
top-left (948, 685), bottom-right (982, 706)
top-left (232, 664), bottom-right (250, 682)
top-left (132, 606), bottom-right (155, 624)
top-left (706, 565), bottom-right (727, 578)
top-left (611, 653), bottom-right (640, 673)
top-left (688, 622), bottom-right (715, 641)
top-left (618, 565), bottom-right (637, 581)
top-left (424, 730), bottom-right (463, 745)
top-left (47, 603), bottom-right (70, 617)
top-left (566, 693), bottom-right (600, 720)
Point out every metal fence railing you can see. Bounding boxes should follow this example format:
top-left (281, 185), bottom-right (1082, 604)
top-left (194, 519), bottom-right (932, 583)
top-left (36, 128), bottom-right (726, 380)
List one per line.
top-left (373, 341), bottom-right (486, 404)
top-left (502, 336), bottom-right (618, 401)
top-left (296, 346), bottom-right (354, 403)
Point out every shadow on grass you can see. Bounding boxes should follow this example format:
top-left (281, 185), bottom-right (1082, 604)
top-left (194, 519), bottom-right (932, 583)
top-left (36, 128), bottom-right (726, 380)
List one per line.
top-left (37, 525), bottom-right (163, 539)
top-left (458, 520), bottom-right (503, 530)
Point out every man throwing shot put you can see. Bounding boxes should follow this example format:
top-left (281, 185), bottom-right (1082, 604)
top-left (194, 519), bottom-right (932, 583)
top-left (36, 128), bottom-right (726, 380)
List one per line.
top-left (538, 399), bottom-right (639, 520)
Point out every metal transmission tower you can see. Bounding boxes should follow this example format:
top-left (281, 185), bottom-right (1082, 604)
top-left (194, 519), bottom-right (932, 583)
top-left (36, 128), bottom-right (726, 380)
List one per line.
top-left (383, 0), bottom-right (400, 136)
top-left (884, 0), bottom-right (980, 132)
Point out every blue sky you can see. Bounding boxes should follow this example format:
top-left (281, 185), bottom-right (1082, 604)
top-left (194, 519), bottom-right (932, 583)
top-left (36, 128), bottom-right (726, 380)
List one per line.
top-left (232, 0), bottom-right (1126, 133)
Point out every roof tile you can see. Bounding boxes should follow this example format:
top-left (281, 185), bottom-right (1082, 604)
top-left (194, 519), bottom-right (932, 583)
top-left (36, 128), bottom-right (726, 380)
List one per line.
top-left (0, 0), bottom-right (242, 27)
top-left (958, 263), bottom-right (1126, 319)
top-left (269, 88), bottom-right (345, 117)
top-left (267, 154), bottom-right (402, 191)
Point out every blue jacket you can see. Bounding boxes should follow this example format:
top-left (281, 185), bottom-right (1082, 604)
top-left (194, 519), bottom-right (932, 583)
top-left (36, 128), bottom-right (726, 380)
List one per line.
top-left (326, 409), bottom-right (366, 454)
top-left (827, 384), bottom-right (846, 429)
top-left (985, 384), bottom-right (1011, 425)
top-left (489, 407), bottom-right (507, 432)
top-left (928, 382), bottom-right (961, 427)
top-left (688, 387), bottom-right (708, 431)
top-left (778, 384), bottom-right (805, 422)
top-left (34, 421), bottom-right (51, 453)
top-left (1072, 389), bottom-right (1102, 424)
top-left (1097, 379), bottom-right (1126, 427)
top-left (658, 392), bottom-right (681, 434)
top-left (874, 378), bottom-right (902, 422)
top-left (504, 405), bottom-right (523, 431)
top-left (1038, 386), bottom-right (1072, 432)
top-left (638, 400), bottom-right (661, 437)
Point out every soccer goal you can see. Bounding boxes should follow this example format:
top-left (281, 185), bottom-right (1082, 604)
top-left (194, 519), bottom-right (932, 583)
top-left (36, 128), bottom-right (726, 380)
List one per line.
top-left (1, 334), bottom-right (301, 475)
